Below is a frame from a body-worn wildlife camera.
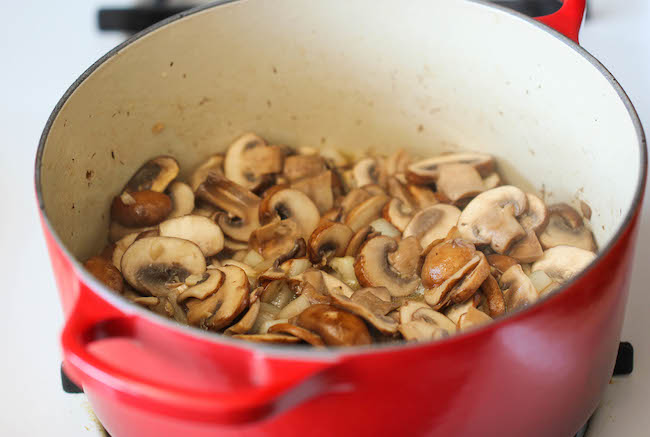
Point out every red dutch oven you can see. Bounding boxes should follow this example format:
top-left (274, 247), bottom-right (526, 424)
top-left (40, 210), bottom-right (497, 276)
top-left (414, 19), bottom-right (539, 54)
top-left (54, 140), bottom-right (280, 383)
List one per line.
top-left (35, 1), bottom-right (647, 436)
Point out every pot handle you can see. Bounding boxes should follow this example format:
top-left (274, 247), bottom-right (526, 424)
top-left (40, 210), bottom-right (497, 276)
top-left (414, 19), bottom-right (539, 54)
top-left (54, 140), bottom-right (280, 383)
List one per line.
top-left (61, 282), bottom-right (340, 425)
top-left (535, 0), bottom-right (586, 44)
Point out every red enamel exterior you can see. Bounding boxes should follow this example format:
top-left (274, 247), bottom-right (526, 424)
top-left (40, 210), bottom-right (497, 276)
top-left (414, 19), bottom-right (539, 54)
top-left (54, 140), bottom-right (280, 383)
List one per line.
top-left (38, 1), bottom-right (646, 436)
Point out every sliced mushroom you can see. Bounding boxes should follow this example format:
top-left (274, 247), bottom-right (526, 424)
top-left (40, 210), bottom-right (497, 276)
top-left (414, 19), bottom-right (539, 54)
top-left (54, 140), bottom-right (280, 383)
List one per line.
top-left (355, 236), bottom-right (420, 297)
top-left (340, 189), bottom-right (373, 218)
top-left (84, 256), bottom-right (124, 293)
top-left (283, 154), bottom-right (326, 182)
top-left (124, 156), bottom-right (179, 193)
top-left (344, 194), bottom-right (390, 232)
top-left (189, 154), bottom-right (224, 192)
top-left (406, 153), bottom-right (494, 184)
top-left (223, 237), bottom-right (249, 252)
top-left (479, 274), bottom-right (506, 317)
top-left (185, 265), bottom-right (249, 330)
top-left (486, 254), bottom-right (519, 279)
top-left (507, 230), bottom-right (543, 263)
top-left (293, 304), bottom-right (372, 346)
top-left (353, 158), bottom-right (387, 188)
top-left (421, 238), bottom-right (476, 288)
top-left (329, 287), bottom-right (399, 334)
top-left (291, 171), bottom-right (334, 214)
top-left (225, 298), bottom-right (261, 335)
top-left (177, 269), bottom-right (225, 302)
top-left (308, 221), bottom-right (354, 263)
top-left (457, 307), bottom-right (492, 331)
top-left (111, 190), bottom-right (172, 227)
top-left (167, 182), bottom-right (195, 218)
top-left (345, 226), bottom-right (375, 257)
top-left (196, 173), bottom-right (261, 241)
top-left (387, 177), bottom-right (416, 207)
top-left (387, 237), bottom-right (422, 277)
top-left (519, 193), bottom-right (549, 234)
top-left (444, 294), bottom-right (481, 325)
top-left (249, 219), bottom-right (302, 260)
top-left (457, 186), bottom-right (528, 253)
top-left (398, 301), bottom-right (455, 341)
top-left (159, 215), bottom-right (224, 257)
top-left (403, 204), bottom-right (461, 249)
top-left (382, 198), bottom-right (414, 232)
top-left (539, 203), bottom-right (597, 252)
top-left (267, 323), bottom-right (325, 346)
top-left (436, 163), bottom-right (485, 204)
top-left (531, 245), bottom-right (596, 283)
top-left (232, 334), bottom-right (302, 344)
top-left (406, 185), bottom-right (439, 209)
top-left (384, 148), bottom-right (411, 176)
top-left (224, 133), bottom-right (284, 190)
top-left (483, 173), bottom-right (501, 190)
top-left (259, 188), bottom-right (320, 239)
top-left (499, 264), bottom-right (538, 311)
top-left (112, 232), bottom-right (139, 272)
top-left (362, 184), bottom-right (386, 197)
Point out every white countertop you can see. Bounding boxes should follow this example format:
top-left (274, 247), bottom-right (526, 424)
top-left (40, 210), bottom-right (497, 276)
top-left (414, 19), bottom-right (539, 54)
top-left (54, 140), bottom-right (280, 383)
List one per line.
top-left (0, 1), bottom-right (648, 435)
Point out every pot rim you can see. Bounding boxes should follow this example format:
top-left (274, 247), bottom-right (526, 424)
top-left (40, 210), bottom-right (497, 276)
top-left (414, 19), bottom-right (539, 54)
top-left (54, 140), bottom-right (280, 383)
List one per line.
top-left (35, 0), bottom-right (647, 360)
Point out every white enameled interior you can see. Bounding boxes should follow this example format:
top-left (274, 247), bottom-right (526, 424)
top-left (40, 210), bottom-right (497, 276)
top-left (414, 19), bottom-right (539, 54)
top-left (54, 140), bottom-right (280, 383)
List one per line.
top-left (40, 0), bottom-right (641, 261)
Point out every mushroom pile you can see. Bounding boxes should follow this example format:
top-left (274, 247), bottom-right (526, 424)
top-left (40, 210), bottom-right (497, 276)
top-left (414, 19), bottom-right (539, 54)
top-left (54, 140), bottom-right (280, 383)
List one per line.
top-left (84, 132), bottom-right (598, 347)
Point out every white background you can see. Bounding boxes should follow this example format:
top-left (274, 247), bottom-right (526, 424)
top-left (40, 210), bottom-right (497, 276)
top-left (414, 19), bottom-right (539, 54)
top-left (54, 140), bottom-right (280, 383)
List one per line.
top-left (0, 1), bottom-right (647, 435)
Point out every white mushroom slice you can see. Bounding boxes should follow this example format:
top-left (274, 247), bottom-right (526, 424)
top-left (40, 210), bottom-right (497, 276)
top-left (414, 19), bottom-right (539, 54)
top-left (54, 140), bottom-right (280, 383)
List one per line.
top-left (224, 133), bottom-right (283, 190)
top-left (308, 221), bottom-right (354, 263)
top-left (353, 158), bottom-right (387, 188)
top-left (196, 173), bottom-right (261, 242)
top-left (387, 237), bottom-right (422, 278)
top-left (406, 153), bottom-right (494, 184)
top-left (190, 154), bottom-right (224, 192)
top-left (328, 256), bottom-right (361, 290)
top-left (267, 323), bottom-right (325, 347)
top-left (531, 246), bottom-right (596, 283)
top-left (507, 230), bottom-right (543, 263)
top-left (223, 237), bottom-right (249, 251)
top-left (403, 204), bottom-right (461, 249)
top-left (444, 297), bottom-right (479, 325)
top-left (399, 321), bottom-right (449, 342)
top-left (259, 188), bottom-right (320, 239)
top-left (167, 182), bottom-right (195, 218)
top-left (387, 177), bottom-right (415, 207)
top-left (483, 173), bottom-right (501, 190)
top-left (185, 265), bottom-right (249, 330)
top-left (177, 269), bottom-right (225, 302)
top-left (220, 259), bottom-right (256, 279)
top-left (249, 219), bottom-right (302, 260)
top-left (320, 148), bottom-right (348, 167)
top-left (363, 184), bottom-right (387, 196)
top-left (159, 215), bottom-right (224, 257)
top-left (112, 232), bottom-right (139, 272)
top-left (355, 236), bottom-right (420, 297)
top-left (384, 149), bottom-right (411, 176)
top-left (344, 195), bottom-right (390, 232)
top-left (329, 287), bottom-right (399, 334)
top-left (398, 301), bottom-right (455, 341)
top-left (499, 265), bottom-right (538, 311)
top-left (225, 298), bottom-right (261, 335)
top-left (340, 188), bottom-right (372, 217)
top-left (412, 307), bottom-right (457, 333)
top-left (457, 307), bottom-right (492, 331)
top-left (457, 186), bottom-right (528, 253)
top-left (369, 218), bottom-right (401, 238)
top-left (519, 193), bottom-right (549, 234)
top-left (124, 156), bottom-right (180, 193)
top-left (291, 171), bottom-right (334, 214)
top-left (382, 198), bottom-right (414, 232)
top-left (539, 203), bottom-right (597, 252)
top-left (283, 154), bottom-right (327, 182)
top-left (406, 185), bottom-right (439, 209)
top-left (436, 163), bottom-right (485, 204)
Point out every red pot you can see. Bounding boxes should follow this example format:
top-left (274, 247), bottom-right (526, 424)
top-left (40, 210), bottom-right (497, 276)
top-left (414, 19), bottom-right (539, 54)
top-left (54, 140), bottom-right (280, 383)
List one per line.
top-left (36, 1), bottom-right (647, 436)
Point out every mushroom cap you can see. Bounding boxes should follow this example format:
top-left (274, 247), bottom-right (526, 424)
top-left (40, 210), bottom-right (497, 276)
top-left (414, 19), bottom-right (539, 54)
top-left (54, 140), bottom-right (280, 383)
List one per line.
top-left (84, 256), bottom-right (124, 293)
top-left (421, 238), bottom-right (476, 288)
top-left (499, 264), bottom-right (539, 311)
top-left (224, 133), bottom-right (284, 190)
top-left (457, 185), bottom-right (528, 253)
top-left (353, 158), bottom-right (387, 188)
top-left (382, 198), bottom-right (414, 232)
top-left (294, 304), bottom-right (372, 346)
top-left (259, 188), bottom-right (320, 239)
top-left (124, 156), bottom-right (179, 193)
top-left (344, 194), bottom-right (390, 232)
top-left (539, 203), bottom-right (597, 252)
top-left (436, 163), bottom-right (485, 204)
top-left (189, 154), bottom-right (224, 192)
top-left (531, 245), bottom-right (596, 283)
top-left (121, 236), bottom-right (206, 296)
top-left (308, 220), bottom-right (354, 263)
top-left (406, 153), bottom-right (494, 184)
top-left (159, 215), bottom-right (224, 257)
top-left (111, 190), bottom-right (172, 228)
top-left (167, 182), bottom-right (195, 219)
top-left (479, 274), bottom-right (506, 317)
top-left (354, 236), bottom-right (421, 297)
top-left (403, 204), bottom-right (461, 249)
top-left (291, 171), bottom-right (334, 214)
top-left (267, 323), bottom-right (325, 346)
top-left (283, 154), bottom-right (327, 182)
top-left (519, 193), bottom-right (549, 234)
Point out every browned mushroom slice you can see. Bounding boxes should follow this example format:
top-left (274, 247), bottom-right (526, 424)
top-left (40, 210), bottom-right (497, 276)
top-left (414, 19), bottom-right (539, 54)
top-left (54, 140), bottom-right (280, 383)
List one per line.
top-left (177, 269), bottom-right (225, 302)
top-left (382, 198), bottom-right (414, 232)
top-left (519, 193), bottom-right (549, 235)
top-left (283, 154), bottom-right (327, 182)
top-left (196, 173), bottom-right (261, 242)
top-left (479, 274), bottom-right (506, 317)
top-left (111, 190), bottom-right (173, 227)
top-left (399, 321), bottom-right (449, 342)
top-left (329, 287), bottom-right (399, 334)
top-left (355, 236), bottom-right (420, 297)
top-left (293, 304), bottom-right (372, 346)
top-left (403, 204), bottom-right (461, 249)
top-left (258, 188), bottom-right (320, 239)
top-left (362, 184), bottom-right (387, 197)
top-left (224, 133), bottom-right (284, 190)
top-left (308, 221), bottom-right (354, 263)
top-left (322, 207), bottom-right (343, 222)
top-left (406, 153), bottom-right (494, 185)
top-left (167, 182), bottom-right (195, 218)
top-left (412, 307), bottom-right (457, 333)
top-left (458, 186), bottom-right (528, 253)
top-left (436, 163), bottom-right (485, 204)
top-left (499, 265), bottom-right (538, 311)
top-left (353, 158), bottom-right (387, 188)
top-left (406, 185), bottom-right (439, 209)
top-left (345, 226), bottom-right (375, 257)
top-left (507, 230), bottom-right (543, 263)
top-left (159, 215), bottom-right (224, 257)
top-left (225, 298), bottom-right (261, 335)
top-left (444, 294), bottom-right (481, 325)
top-left (539, 203), bottom-right (597, 252)
top-left (291, 171), bottom-right (334, 214)
top-left (445, 253), bottom-right (490, 305)
top-left (267, 323), bottom-right (325, 346)
top-left (384, 149), bottom-right (411, 176)
top-left (387, 177), bottom-right (415, 206)
top-left (387, 237), bottom-right (422, 277)
top-left (344, 194), bottom-right (390, 232)
top-left (185, 265), bottom-right (249, 330)
top-left (340, 188), bottom-right (373, 217)
top-left (421, 238), bottom-right (477, 288)
top-left (232, 333), bottom-right (302, 344)
top-left (486, 254), bottom-right (519, 279)
top-left (398, 301), bottom-right (456, 341)
top-left (124, 156), bottom-right (180, 193)
top-left (189, 154), bottom-right (224, 192)
top-left (531, 245), bottom-right (596, 283)
top-left (457, 307), bottom-right (492, 330)
top-left (84, 256), bottom-right (124, 293)
top-left (112, 233), bottom-right (139, 272)
top-left (249, 219), bottom-right (302, 260)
